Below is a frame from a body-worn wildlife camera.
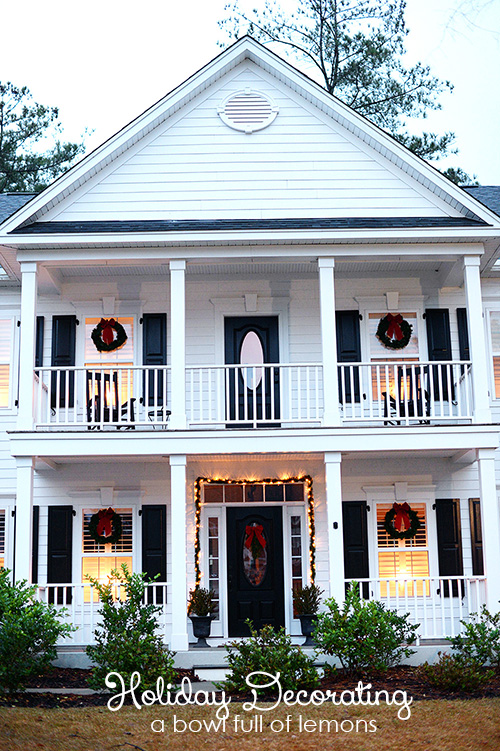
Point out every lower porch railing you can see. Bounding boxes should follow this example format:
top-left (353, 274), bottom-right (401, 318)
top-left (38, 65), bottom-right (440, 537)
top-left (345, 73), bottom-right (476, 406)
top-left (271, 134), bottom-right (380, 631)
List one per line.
top-left (36, 576), bottom-right (485, 647)
top-left (346, 576), bottom-right (486, 640)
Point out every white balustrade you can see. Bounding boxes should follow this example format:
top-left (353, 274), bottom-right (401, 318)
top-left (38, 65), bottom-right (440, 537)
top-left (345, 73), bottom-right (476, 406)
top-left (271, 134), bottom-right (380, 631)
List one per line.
top-left (35, 582), bottom-right (171, 645)
top-left (186, 363), bottom-right (323, 427)
top-left (339, 360), bottom-right (473, 424)
top-left (345, 576), bottom-right (486, 640)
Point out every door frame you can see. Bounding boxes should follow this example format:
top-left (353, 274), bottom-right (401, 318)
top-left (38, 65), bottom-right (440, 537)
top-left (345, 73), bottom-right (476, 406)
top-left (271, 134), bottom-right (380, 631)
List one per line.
top-left (200, 499), bottom-right (308, 640)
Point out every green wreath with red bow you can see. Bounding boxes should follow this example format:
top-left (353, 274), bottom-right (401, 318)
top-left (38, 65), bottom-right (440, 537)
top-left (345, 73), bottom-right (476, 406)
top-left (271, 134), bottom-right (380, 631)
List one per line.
top-left (91, 318), bottom-right (128, 353)
top-left (88, 507), bottom-right (123, 545)
top-left (384, 502), bottom-right (421, 540)
top-left (376, 313), bottom-right (413, 350)
top-left (245, 523), bottom-right (266, 559)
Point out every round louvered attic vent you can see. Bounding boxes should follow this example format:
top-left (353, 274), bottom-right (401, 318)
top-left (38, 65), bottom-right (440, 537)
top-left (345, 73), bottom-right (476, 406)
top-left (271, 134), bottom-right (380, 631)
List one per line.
top-left (218, 89), bottom-right (279, 133)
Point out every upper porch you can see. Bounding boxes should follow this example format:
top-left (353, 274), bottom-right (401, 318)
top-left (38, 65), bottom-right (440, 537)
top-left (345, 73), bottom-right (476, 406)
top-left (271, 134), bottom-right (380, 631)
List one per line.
top-left (10, 246), bottom-right (494, 437)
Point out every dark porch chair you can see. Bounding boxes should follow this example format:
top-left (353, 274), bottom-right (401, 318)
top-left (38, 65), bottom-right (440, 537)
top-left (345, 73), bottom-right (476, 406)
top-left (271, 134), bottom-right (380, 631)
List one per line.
top-left (86, 371), bottom-right (136, 429)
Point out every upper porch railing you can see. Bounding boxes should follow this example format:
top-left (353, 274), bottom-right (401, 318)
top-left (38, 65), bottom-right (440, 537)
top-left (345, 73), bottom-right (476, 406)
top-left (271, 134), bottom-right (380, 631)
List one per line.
top-left (32, 360), bottom-right (473, 429)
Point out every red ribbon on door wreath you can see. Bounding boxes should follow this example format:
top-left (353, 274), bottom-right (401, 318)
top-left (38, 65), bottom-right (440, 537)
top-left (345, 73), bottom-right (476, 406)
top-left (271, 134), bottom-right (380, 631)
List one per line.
top-left (386, 313), bottom-right (404, 341)
top-left (392, 502), bottom-right (411, 533)
top-left (96, 507), bottom-right (115, 538)
top-left (245, 524), bottom-right (266, 550)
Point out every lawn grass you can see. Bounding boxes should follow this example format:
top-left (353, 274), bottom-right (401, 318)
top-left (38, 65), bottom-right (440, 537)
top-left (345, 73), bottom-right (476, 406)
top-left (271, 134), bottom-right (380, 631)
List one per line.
top-left (0, 699), bottom-right (499, 751)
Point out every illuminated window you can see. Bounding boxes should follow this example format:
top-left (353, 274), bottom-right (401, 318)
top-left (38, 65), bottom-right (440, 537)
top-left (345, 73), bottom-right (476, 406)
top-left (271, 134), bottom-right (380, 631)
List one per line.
top-left (377, 503), bottom-right (430, 597)
top-left (85, 317), bottom-right (134, 403)
top-left (207, 517), bottom-right (220, 617)
top-left (0, 510), bottom-right (5, 568)
top-left (202, 482), bottom-right (304, 503)
top-left (0, 319), bottom-right (14, 408)
top-left (369, 313), bottom-right (419, 401)
top-left (489, 312), bottom-right (500, 398)
top-left (290, 515), bottom-right (303, 616)
top-left (82, 508), bottom-right (133, 601)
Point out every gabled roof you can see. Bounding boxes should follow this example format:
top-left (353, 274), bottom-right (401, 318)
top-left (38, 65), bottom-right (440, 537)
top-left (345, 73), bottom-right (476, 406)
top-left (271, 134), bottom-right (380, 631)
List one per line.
top-left (0, 193), bottom-right (36, 224)
top-left (1, 37), bottom-right (500, 240)
top-left (464, 186), bottom-right (500, 217)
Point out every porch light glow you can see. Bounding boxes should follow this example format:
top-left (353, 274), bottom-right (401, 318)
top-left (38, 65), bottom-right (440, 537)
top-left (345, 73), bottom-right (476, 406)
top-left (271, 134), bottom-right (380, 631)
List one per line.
top-left (194, 475), bottom-right (316, 587)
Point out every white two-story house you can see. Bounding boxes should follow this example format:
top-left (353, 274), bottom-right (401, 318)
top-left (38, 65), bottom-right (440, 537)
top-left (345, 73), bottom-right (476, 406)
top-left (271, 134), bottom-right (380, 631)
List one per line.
top-left (1, 37), bottom-right (500, 663)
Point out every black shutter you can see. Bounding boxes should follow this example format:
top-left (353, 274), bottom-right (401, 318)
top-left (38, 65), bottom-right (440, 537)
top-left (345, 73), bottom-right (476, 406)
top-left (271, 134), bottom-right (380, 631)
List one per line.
top-left (32, 505), bottom-right (39, 584)
top-left (342, 501), bottom-right (369, 598)
top-left (469, 498), bottom-right (484, 576)
top-left (142, 314), bottom-right (167, 407)
top-left (35, 317), bottom-right (44, 370)
top-left (51, 315), bottom-right (76, 408)
top-left (457, 308), bottom-right (470, 361)
top-left (425, 308), bottom-right (453, 400)
top-left (435, 499), bottom-right (464, 597)
top-left (142, 504), bottom-right (167, 603)
top-left (47, 505), bottom-right (73, 604)
top-left (336, 310), bottom-right (361, 403)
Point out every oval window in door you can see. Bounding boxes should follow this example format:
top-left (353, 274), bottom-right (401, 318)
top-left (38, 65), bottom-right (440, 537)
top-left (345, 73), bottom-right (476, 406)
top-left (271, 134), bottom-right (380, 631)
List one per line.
top-left (243, 522), bottom-right (268, 587)
top-left (240, 330), bottom-right (264, 390)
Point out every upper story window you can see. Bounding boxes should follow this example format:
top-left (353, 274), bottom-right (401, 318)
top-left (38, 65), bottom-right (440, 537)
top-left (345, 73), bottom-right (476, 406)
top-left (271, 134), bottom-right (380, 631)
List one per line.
top-left (0, 318), bottom-right (15, 408)
top-left (85, 317), bottom-right (134, 403)
top-left (489, 311), bottom-right (500, 398)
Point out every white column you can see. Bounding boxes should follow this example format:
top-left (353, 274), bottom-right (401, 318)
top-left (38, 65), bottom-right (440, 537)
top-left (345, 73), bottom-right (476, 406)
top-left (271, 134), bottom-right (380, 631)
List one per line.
top-left (169, 260), bottom-right (186, 429)
top-left (14, 457), bottom-right (34, 583)
top-left (463, 256), bottom-right (491, 423)
top-left (477, 449), bottom-right (500, 612)
top-left (318, 258), bottom-right (341, 426)
top-left (324, 452), bottom-right (344, 603)
top-left (17, 262), bottom-right (38, 430)
top-left (170, 455), bottom-right (189, 650)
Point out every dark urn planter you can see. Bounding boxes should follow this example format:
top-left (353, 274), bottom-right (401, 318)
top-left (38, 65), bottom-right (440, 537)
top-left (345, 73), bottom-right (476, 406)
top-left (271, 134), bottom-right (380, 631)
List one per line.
top-left (189, 615), bottom-right (214, 648)
top-left (298, 614), bottom-right (318, 646)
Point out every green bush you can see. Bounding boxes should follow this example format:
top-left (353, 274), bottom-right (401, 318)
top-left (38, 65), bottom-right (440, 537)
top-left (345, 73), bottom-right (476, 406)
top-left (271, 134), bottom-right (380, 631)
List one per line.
top-left (0, 568), bottom-right (75, 692)
top-left (420, 652), bottom-right (494, 692)
top-left (86, 564), bottom-right (177, 692)
top-left (313, 584), bottom-right (419, 675)
top-left (220, 620), bottom-right (319, 695)
top-left (451, 606), bottom-right (500, 670)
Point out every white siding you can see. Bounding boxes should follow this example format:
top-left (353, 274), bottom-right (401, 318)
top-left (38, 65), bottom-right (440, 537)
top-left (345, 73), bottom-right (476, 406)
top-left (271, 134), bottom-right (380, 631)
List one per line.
top-left (46, 64), bottom-right (457, 222)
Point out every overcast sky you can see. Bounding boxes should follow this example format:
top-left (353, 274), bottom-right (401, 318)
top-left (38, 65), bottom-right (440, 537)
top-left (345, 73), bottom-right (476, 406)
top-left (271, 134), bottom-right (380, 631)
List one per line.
top-left (1, 0), bottom-right (499, 184)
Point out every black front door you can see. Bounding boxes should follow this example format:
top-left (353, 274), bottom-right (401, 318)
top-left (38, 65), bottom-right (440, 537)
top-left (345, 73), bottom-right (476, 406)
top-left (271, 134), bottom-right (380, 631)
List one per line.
top-left (224, 316), bottom-right (280, 425)
top-left (226, 506), bottom-right (285, 636)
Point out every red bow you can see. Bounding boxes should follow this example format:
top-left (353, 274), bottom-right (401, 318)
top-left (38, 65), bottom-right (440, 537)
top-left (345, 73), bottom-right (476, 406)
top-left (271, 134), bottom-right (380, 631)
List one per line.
top-left (99, 318), bottom-right (116, 345)
top-left (245, 524), bottom-right (266, 550)
top-left (97, 508), bottom-right (115, 538)
top-left (386, 313), bottom-right (404, 341)
top-left (393, 502), bottom-right (411, 533)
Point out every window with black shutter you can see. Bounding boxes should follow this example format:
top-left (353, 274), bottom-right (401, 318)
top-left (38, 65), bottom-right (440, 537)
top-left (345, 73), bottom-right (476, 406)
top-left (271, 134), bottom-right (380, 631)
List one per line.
top-left (142, 505), bottom-right (167, 603)
top-left (435, 498), bottom-right (464, 597)
top-left (47, 505), bottom-right (73, 603)
top-left (51, 316), bottom-right (76, 408)
top-left (336, 310), bottom-right (361, 403)
top-left (342, 501), bottom-right (369, 598)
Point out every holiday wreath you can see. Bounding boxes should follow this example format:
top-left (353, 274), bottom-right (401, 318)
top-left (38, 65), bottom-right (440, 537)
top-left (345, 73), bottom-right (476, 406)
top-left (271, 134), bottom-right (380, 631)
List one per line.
top-left (384, 502), bottom-right (421, 540)
top-left (88, 507), bottom-right (123, 545)
top-left (91, 318), bottom-right (128, 353)
top-left (376, 313), bottom-right (413, 350)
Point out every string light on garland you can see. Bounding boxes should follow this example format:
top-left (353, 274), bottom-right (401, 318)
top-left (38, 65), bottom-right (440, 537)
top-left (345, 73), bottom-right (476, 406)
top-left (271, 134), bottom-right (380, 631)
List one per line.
top-left (194, 476), bottom-right (316, 588)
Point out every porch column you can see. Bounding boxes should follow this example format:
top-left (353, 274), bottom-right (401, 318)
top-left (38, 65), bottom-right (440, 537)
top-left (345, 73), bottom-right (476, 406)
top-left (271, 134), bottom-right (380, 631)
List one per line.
top-left (463, 256), bottom-right (491, 423)
top-left (318, 258), bottom-right (341, 426)
top-left (14, 457), bottom-right (34, 583)
top-left (324, 452), bottom-right (344, 603)
top-left (477, 449), bottom-right (500, 612)
top-left (169, 260), bottom-right (186, 429)
top-left (170, 455), bottom-right (189, 650)
top-left (17, 261), bottom-right (38, 430)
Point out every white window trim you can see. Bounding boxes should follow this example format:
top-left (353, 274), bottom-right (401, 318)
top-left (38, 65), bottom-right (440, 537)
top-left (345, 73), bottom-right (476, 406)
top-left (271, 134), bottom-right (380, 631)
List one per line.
top-left (363, 484), bottom-right (439, 589)
top-left (0, 315), bottom-right (19, 414)
top-left (355, 296), bottom-right (428, 362)
top-left (484, 306), bottom-right (500, 401)
top-left (0, 498), bottom-right (15, 574)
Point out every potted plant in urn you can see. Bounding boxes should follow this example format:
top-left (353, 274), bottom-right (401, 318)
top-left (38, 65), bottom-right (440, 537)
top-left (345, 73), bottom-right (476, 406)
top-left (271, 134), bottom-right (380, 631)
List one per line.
top-left (292, 583), bottom-right (323, 646)
top-left (188, 587), bottom-right (216, 648)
